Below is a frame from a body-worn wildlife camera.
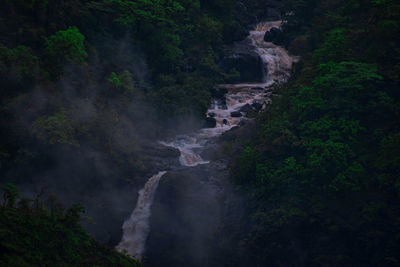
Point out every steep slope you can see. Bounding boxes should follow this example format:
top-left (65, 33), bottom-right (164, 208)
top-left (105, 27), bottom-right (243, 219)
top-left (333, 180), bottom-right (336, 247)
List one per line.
top-left (229, 0), bottom-right (400, 265)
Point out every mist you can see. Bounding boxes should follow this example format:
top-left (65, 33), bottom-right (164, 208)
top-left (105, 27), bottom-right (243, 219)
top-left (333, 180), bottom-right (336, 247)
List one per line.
top-left (2, 33), bottom-right (175, 245)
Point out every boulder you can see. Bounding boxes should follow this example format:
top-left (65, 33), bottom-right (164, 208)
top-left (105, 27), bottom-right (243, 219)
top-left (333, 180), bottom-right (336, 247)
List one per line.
top-left (208, 112), bottom-right (215, 118)
top-left (204, 117), bottom-right (217, 128)
top-left (239, 104), bottom-right (252, 113)
top-left (264, 31), bottom-right (274, 42)
top-left (230, 111), bottom-right (242, 117)
top-left (264, 27), bottom-right (285, 45)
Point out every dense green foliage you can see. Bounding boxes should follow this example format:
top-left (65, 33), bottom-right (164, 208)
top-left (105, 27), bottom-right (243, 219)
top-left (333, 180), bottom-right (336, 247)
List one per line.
top-left (45, 26), bottom-right (88, 65)
top-left (0, 0), bottom-right (252, 183)
top-left (230, 0), bottom-right (400, 265)
top-left (0, 184), bottom-right (140, 266)
top-left (0, 0), bottom-right (265, 265)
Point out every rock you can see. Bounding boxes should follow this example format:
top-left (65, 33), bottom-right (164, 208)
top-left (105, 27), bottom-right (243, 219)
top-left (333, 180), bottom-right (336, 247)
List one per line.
top-left (230, 111), bottom-right (242, 117)
top-left (251, 102), bottom-right (263, 112)
top-left (204, 117), bottom-right (217, 128)
top-left (144, 144), bottom-right (181, 158)
top-left (208, 112), bottom-right (215, 118)
top-left (270, 27), bottom-right (281, 35)
top-left (139, 143), bottom-right (181, 175)
top-left (220, 128), bottom-right (239, 141)
top-left (264, 27), bottom-right (285, 45)
top-left (239, 104), bottom-right (252, 113)
top-left (245, 110), bottom-right (257, 118)
top-left (264, 31), bottom-right (274, 42)
top-left (264, 92), bottom-right (272, 97)
top-left (251, 87), bottom-right (264, 90)
top-left (215, 98), bottom-right (227, 110)
top-left (221, 41), bottom-right (264, 82)
top-left (222, 119), bottom-right (228, 125)
top-left (264, 27), bottom-right (280, 42)
top-left (272, 34), bottom-right (285, 46)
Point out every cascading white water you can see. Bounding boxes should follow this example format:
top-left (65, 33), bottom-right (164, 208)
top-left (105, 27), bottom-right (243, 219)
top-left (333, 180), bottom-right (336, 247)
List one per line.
top-left (250, 21), bottom-right (296, 84)
top-left (116, 171), bottom-right (166, 260)
top-left (117, 20), bottom-right (297, 261)
top-left (161, 22), bottom-right (297, 160)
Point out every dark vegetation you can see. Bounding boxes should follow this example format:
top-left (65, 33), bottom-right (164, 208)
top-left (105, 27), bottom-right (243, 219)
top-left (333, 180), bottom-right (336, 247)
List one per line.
top-left (0, 183), bottom-right (140, 266)
top-left (0, 0), bottom-right (275, 265)
top-left (0, 0), bottom-right (250, 182)
top-left (229, 0), bottom-right (400, 265)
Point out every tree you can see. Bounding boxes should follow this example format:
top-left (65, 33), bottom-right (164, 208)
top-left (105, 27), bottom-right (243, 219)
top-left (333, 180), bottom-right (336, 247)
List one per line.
top-left (45, 26), bottom-right (87, 64)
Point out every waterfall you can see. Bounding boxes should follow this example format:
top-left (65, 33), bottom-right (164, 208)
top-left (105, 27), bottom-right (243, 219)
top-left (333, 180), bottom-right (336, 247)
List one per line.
top-left (247, 21), bottom-right (297, 85)
top-left (116, 171), bottom-right (167, 260)
top-left (116, 20), bottom-right (297, 262)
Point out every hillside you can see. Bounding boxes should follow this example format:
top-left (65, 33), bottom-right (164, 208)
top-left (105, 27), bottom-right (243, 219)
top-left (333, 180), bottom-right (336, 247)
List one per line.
top-left (1, 0), bottom-right (399, 266)
top-left (228, 0), bottom-right (400, 265)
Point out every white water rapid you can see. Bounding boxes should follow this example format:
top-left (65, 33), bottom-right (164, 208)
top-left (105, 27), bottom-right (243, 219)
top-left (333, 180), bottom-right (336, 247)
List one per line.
top-left (116, 171), bottom-right (167, 260)
top-left (117, 21), bottom-right (297, 260)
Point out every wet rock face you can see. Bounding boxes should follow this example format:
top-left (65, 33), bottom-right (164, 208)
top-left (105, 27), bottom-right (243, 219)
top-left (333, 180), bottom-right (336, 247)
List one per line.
top-left (143, 135), bottom-right (245, 266)
top-left (144, 144), bottom-right (181, 158)
top-left (221, 40), bottom-right (264, 83)
top-left (140, 144), bottom-right (181, 174)
top-left (146, 163), bottom-right (231, 267)
top-left (221, 54), bottom-right (264, 82)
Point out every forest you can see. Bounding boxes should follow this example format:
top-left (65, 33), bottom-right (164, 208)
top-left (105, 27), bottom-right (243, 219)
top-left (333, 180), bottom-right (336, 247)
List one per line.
top-left (229, 0), bottom-right (400, 265)
top-left (1, 0), bottom-right (399, 266)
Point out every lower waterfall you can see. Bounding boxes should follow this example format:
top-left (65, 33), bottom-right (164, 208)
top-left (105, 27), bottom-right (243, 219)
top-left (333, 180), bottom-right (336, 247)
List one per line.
top-left (115, 171), bottom-right (167, 260)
